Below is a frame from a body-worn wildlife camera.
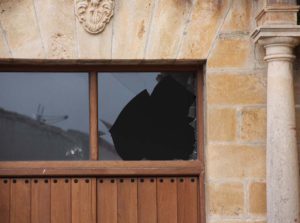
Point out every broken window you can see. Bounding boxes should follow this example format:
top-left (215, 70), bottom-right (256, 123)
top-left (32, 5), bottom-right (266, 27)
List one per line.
top-left (98, 72), bottom-right (197, 161)
top-left (0, 68), bottom-right (200, 162)
top-left (0, 73), bottom-right (90, 161)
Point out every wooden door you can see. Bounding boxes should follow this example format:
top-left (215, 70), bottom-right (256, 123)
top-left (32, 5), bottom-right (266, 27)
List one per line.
top-left (0, 176), bottom-right (200, 223)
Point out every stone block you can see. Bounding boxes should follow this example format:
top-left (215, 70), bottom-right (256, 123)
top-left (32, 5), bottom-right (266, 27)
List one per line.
top-left (207, 145), bottom-right (266, 179)
top-left (112, 0), bottom-right (153, 59)
top-left (207, 38), bottom-right (252, 69)
top-left (221, 0), bottom-right (252, 33)
top-left (145, 0), bottom-right (192, 59)
top-left (207, 73), bottom-right (267, 105)
top-left (241, 108), bottom-right (266, 142)
top-left (0, 0), bottom-right (45, 58)
top-left (249, 182), bottom-right (266, 215)
top-left (256, 6), bottom-right (299, 26)
top-left (207, 108), bottom-right (236, 141)
top-left (208, 183), bottom-right (244, 216)
top-left (35, 0), bottom-right (76, 59)
top-left (178, 0), bottom-right (230, 60)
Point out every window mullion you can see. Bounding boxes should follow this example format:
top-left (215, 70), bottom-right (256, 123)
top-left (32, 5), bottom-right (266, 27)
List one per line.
top-left (89, 71), bottom-right (99, 160)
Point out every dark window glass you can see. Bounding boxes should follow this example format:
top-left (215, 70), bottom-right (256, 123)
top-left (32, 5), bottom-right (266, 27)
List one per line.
top-left (98, 72), bottom-right (197, 160)
top-left (0, 73), bottom-right (89, 161)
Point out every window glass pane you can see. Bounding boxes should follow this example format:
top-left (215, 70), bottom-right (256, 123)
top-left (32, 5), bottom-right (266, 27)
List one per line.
top-left (98, 72), bottom-right (197, 160)
top-left (0, 73), bottom-right (89, 161)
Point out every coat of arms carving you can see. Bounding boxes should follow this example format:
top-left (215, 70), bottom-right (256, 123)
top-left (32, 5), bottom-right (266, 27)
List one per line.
top-left (75, 0), bottom-right (114, 34)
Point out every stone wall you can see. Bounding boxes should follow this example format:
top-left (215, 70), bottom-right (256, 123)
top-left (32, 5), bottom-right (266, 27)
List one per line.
top-left (205, 1), bottom-right (267, 223)
top-left (0, 0), bottom-right (272, 223)
top-left (0, 0), bottom-right (240, 60)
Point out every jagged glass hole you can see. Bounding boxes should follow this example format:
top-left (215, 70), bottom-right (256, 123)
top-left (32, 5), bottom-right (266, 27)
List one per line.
top-left (98, 72), bottom-right (197, 161)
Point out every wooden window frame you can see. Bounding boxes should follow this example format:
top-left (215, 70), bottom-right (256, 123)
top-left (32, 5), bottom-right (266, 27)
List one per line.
top-left (0, 63), bottom-right (206, 223)
top-left (0, 64), bottom-right (204, 177)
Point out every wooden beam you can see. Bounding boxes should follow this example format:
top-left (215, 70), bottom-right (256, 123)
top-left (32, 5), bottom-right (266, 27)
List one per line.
top-left (0, 64), bottom-right (201, 72)
top-left (0, 161), bottom-right (202, 177)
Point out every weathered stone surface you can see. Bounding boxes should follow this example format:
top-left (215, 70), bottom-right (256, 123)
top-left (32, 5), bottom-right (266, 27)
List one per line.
top-left (0, 0), bottom-right (44, 58)
top-left (145, 0), bottom-right (192, 59)
top-left (208, 183), bottom-right (244, 216)
top-left (207, 145), bottom-right (266, 179)
top-left (207, 108), bottom-right (236, 141)
top-left (256, 5), bottom-right (299, 27)
top-left (0, 31), bottom-right (10, 57)
top-left (35, 0), bottom-right (76, 59)
top-left (112, 0), bottom-right (153, 59)
top-left (262, 37), bottom-right (300, 223)
top-left (178, 0), bottom-right (230, 60)
top-left (249, 182), bottom-right (266, 215)
top-left (75, 0), bottom-right (114, 35)
top-left (253, 0), bottom-right (267, 16)
top-left (77, 18), bottom-right (112, 59)
top-left (241, 108), bottom-right (266, 142)
top-left (221, 0), bottom-right (252, 33)
top-left (207, 73), bottom-right (267, 105)
top-left (207, 38), bottom-right (252, 68)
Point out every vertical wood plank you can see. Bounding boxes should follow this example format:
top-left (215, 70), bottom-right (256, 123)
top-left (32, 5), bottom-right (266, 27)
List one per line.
top-left (72, 178), bottom-right (95, 223)
top-left (91, 178), bottom-right (97, 223)
top-left (10, 178), bottom-right (31, 223)
top-left (117, 178), bottom-right (138, 223)
top-left (0, 178), bottom-right (10, 223)
top-left (177, 177), bottom-right (198, 223)
top-left (157, 177), bottom-right (178, 223)
top-left (198, 173), bottom-right (206, 223)
top-left (51, 178), bottom-right (71, 223)
top-left (31, 178), bottom-right (51, 223)
top-left (89, 71), bottom-right (99, 160)
top-left (97, 178), bottom-right (117, 223)
top-left (137, 178), bottom-right (157, 223)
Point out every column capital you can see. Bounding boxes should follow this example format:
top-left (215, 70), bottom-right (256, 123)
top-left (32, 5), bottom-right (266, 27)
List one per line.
top-left (257, 36), bottom-right (299, 47)
top-left (251, 25), bottom-right (300, 43)
top-left (258, 36), bottom-right (299, 62)
top-left (251, 26), bottom-right (300, 62)
top-left (251, 3), bottom-right (300, 43)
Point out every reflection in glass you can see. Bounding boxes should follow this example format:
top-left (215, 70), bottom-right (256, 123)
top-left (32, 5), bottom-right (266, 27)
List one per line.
top-left (0, 73), bottom-right (89, 161)
top-left (98, 72), bottom-right (197, 160)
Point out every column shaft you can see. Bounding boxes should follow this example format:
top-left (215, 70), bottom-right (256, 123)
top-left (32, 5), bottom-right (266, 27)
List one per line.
top-left (263, 37), bottom-right (300, 223)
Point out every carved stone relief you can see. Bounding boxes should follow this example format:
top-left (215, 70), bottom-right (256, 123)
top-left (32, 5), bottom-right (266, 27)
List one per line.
top-left (75, 0), bottom-right (114, 34)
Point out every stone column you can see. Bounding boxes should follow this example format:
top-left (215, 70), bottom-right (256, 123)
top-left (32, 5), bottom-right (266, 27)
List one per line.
top-left (260, 36), bottom-right (299, 223)
top-left (252, 3), bottom-right (300, 223)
